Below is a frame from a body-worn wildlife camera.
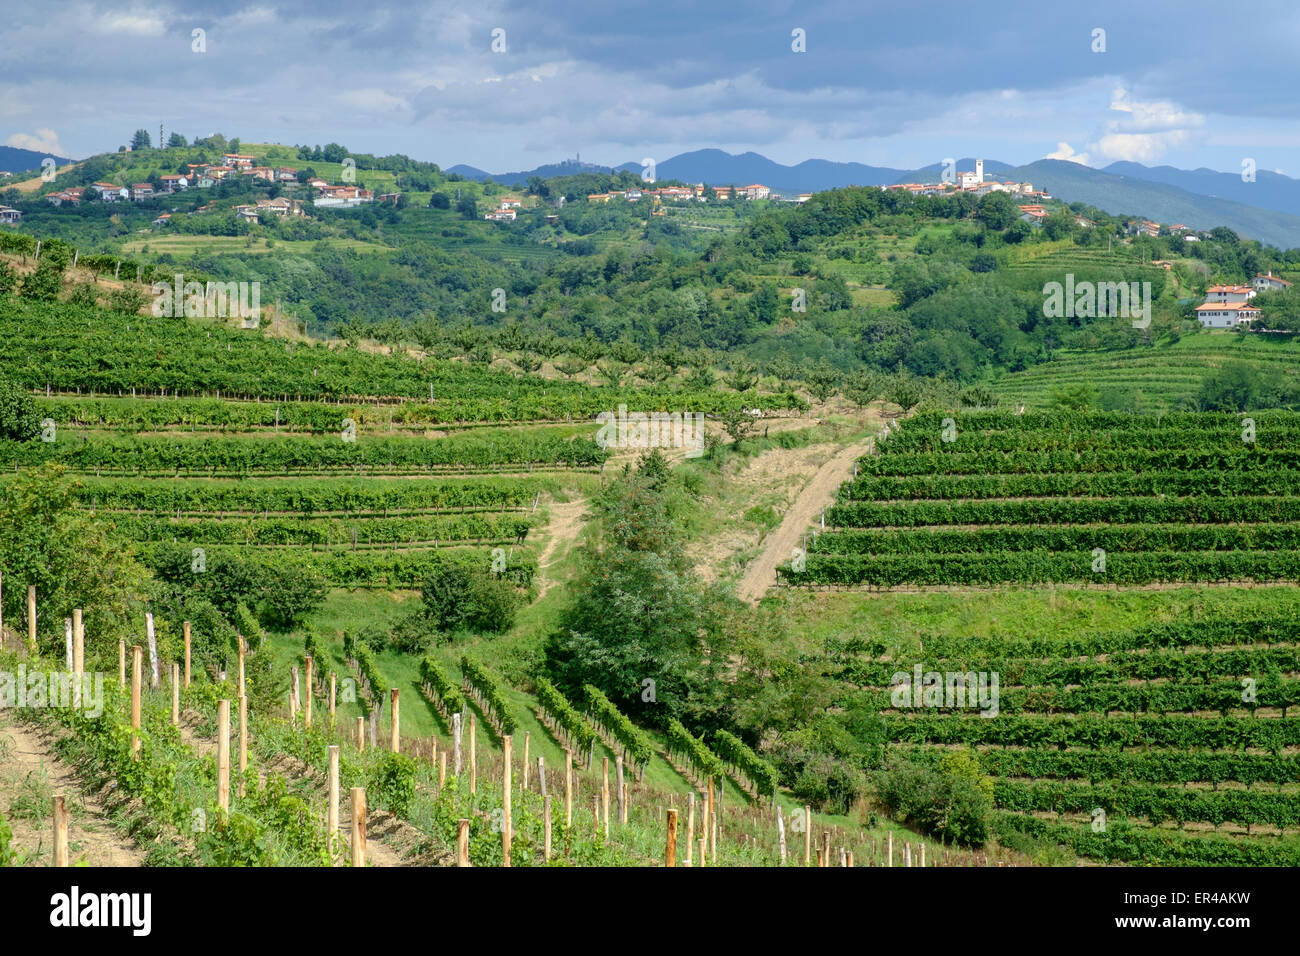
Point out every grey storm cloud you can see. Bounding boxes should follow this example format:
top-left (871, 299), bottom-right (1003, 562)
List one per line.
top-left (3, 0), bottom-right (1299, 165)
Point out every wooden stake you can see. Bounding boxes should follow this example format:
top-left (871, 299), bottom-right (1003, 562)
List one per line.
top-left (238, 695), bottom-right (248, 798)
top-left (304, 655), bottom-right (313, 729)
top-left (290, 664), bottom-right (299, 717)
top-left (131, 646), bottom-right (142, 758)
top-left (389, 687), bottom-right (399, 752)
top-left (356, 716), bottom-right (365, 752)
top-left (804, 805), bottom-right (812, 865)
top-left (118, 639), bottom-right (125, 687)
top-left (171, 663), bottom-right (179, 726)
top-left (350, 788), bottom-right (366, 867)
top-left (921, 843), bottom-right (926, 868)
top-left (329, 672), bottom-right (336, 728)
top-left (53, 795), bottom-right (69, 866)
top-left (522, 731), bottom-right (530, 791)
top-left (26, 585), bottom-right (36, 654)
top-left (564, 749), bottom-right (573, 826)
top-left (777, 807), bottom-right (787, 864)
top-left (327, 745), bottom-right (340, 861)
top-left (146, 611), bottom-right (159, 688)
top-left (217, 699), bottom-right (230, 813)
top-left (847, 851), bottom-right (854, 867)
top-left (699, 835), bottom-right (707, 867)
top-left (183, 621), bottom-right (191, 687)
top-left (501, 734), bottom-right (512, 867)
top-left (469, 715), bottom-right (477, 794)
top-left (452, 711), bottom-right (462, 775)
top-left (72, 608), bottom-right (83, 678)
top-left (616, 755), bottom-right (625, 825)
top-left (686, 793), bottom-right (695, 867)
top-left (823, 831), bottom-right (831, 868)
top-left (665, 808), bottom-right (679, 867)
top-left (455, 819), bottom-right (470, 866)
top-left (707, 778), bottom-right (716, 858)
top-left (602, 757), bottom-right (610, 841)
top-left (593, 796), bottom-right (600, 835)
top-left (543, 794), bottom-right (552, 862)
top-left (438, 751), bottom-right (447, 789)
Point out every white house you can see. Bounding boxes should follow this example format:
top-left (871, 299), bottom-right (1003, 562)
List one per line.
top-left (0, 206), bottom-right (21, 223)
top-left (1254, 272), bottom-right (1292, 293)
top-left (1195, 302), bottom-right (1261, 329)
top-left (1203, 284), bottom-right (1255, 304)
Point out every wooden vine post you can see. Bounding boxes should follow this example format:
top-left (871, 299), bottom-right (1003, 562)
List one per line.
top-left (350, 788), bottom-right (366, 867)
top-left (522, 731), bottom-right (530, 791)
top-left (217, 699), bottom-right (230, 814)
top-left (804, 805), bottom-right (812, 865)
top-left (777, 807), bottom-right (787, 864)
top-left (52, 795), bottom-right (69, 867)
top-left (118, 640), bottom-right (126, 687)
top-left (665, 808), bottom-right (678, 867)
top-left (564, 749), bottom-right (573, 826)
top-left (183, 621), bottom-right (191, 687)
top-left (327, 745), bottom-right (340, 862)
top-left (389, 688), bottom-right (399, 753)
top-left (501, 734), bottom-right (512, 867)
top-left (601, 757), bottom-right (610, 841)
top-left (469, 715), bottom-right (477, 795)
top-left (616, 755), bottom-right (625, 826)
top-left (131, 646), bottom-right (143, 758)
top-left (72, 609), bottom-right (84, 704)
top-left (452, 712), bottom-right (462, 774)
top-left (238, 696), bottom-right (248, 798)
top-left (356, 716), bottom-right (365, 752)
top-left (707, 779), bottom-right (716, 859)
top-left (304, 655), bottom-right (314, 729)
top-left (686, 794), bottom-right (695, 867)
top-left (455, 819), bottom-right (470, 866)
top-left (26, 585), bottom-right (37, 654)
top-left (329, 672), bottom-right (336, 728)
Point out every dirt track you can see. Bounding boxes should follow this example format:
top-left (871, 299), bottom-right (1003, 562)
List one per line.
top-left (734, 440), bottom-right (872, 603)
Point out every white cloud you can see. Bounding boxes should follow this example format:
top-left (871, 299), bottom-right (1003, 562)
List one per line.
top-left (1045, 141), bottom-right (1090, 165)
top-left (1094, 130), bottom-right (1188, 163)
top-left (337, 88), bottom-right (408, 112)
top-left (91, 7), bottom-right (166, 36)
top-left (6, 128), bottom-right (67, 155)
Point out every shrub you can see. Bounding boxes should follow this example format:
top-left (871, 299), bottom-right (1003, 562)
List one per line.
top-left (370, 752), bottom-right (417, 817)
top-left (0, 374), bottom-right (40, 442)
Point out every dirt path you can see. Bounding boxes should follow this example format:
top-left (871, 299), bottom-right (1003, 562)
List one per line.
top-left (176, 712), bottom-right (413, 867)
top-left (735, 440), bottom-right (872, 604)
top-left (0, 714), bottom-right (145, 866)
top-left (536, 498), bottom-right (588, 598)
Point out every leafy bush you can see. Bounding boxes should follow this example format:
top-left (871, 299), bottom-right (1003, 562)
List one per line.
top-left (0, 374), bottom-right (40, 441)
top-left (370, 752), bottom-right (417, 817)
top-left (421, 560), bottom-right (521, 635)
top-left (873, 752), bottom-right (993, 846)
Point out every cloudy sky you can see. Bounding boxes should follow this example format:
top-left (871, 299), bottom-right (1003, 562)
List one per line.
top-left (4, 1), bottom-right (1300, 176)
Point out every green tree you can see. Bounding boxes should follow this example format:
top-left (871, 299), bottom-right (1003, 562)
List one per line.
top-left (130, 128), bottom-right (152, 150)
top-left (0, 374), bottom-right (40, 441)
top-left (976, 191), bottom-right (1016, 230)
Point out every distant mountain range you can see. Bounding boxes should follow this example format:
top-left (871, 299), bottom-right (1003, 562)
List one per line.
top-left (0, 145), bottom-right (74, 175)
top-left (450, 149), bottom-right (1300, 248)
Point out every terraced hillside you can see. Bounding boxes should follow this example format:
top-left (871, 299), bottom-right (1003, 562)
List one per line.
top-left (990, 336), bottom-right (1300, 411)
top-left (817, 611), bottom-right (1300, 865)
top-left (784, 410), bottom-right (1300, 587)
